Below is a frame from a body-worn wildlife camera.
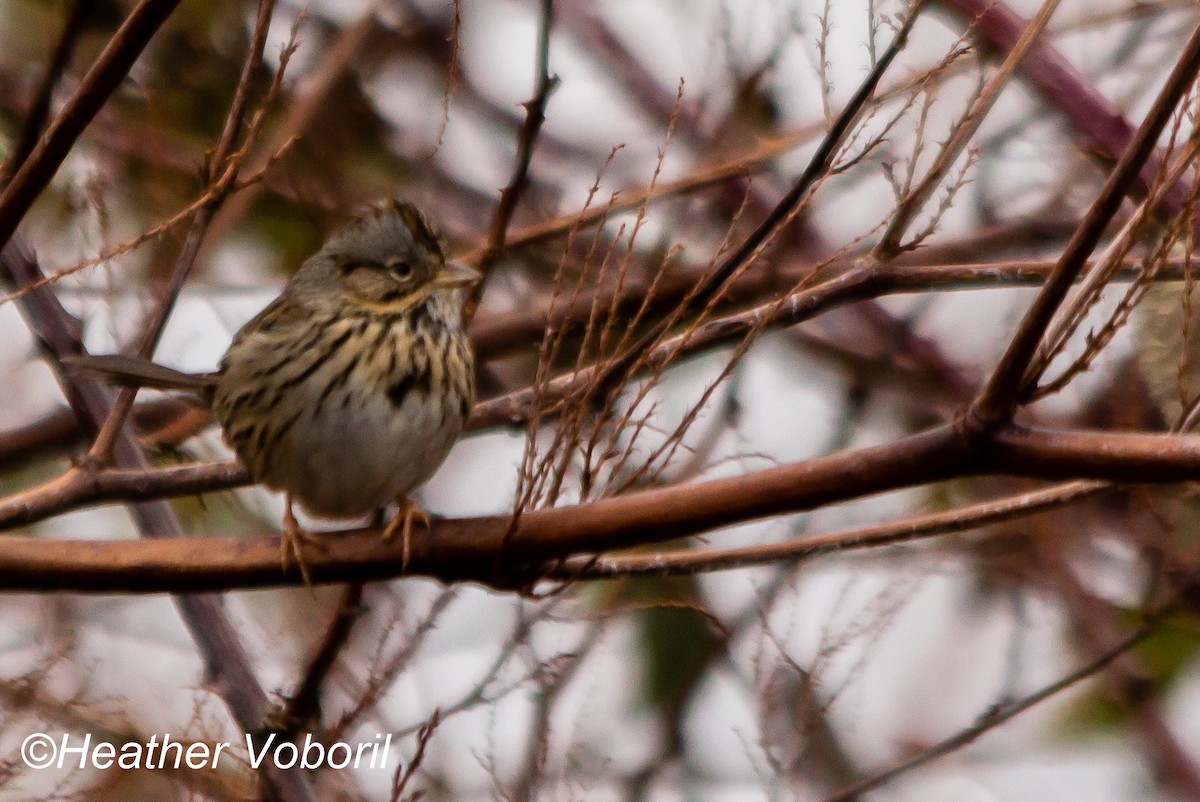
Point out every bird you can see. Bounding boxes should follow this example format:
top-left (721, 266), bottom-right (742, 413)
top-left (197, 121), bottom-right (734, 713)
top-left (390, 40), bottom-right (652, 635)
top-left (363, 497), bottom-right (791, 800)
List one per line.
top-left (68, 199), bottom-right (478, 580)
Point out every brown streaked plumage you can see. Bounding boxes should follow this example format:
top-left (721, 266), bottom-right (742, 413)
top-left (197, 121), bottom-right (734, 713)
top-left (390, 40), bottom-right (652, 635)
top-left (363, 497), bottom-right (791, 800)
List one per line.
top-left (68, 199), bottom-right (477, 576)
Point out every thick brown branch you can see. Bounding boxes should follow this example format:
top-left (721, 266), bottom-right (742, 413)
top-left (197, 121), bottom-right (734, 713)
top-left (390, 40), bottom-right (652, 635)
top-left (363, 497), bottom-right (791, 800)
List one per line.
top-left (0, 425), bottom-right (969, 592)
top-left (4, 419), bottom-right (1200, 593)
top-left (0, 459), bottom-right (248, 530)
top-left (987, 426), bottom-right (1200, 480)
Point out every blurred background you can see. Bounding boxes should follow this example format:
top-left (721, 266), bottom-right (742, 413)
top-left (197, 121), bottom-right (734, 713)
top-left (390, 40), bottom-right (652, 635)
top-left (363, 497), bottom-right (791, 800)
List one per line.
top-left (2, 0), bottom-right (1200, 800)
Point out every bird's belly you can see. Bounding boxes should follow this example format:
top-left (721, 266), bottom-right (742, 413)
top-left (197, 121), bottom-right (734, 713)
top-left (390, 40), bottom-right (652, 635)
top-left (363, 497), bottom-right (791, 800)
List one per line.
top-left (251, 381), bottom-right (462, 520)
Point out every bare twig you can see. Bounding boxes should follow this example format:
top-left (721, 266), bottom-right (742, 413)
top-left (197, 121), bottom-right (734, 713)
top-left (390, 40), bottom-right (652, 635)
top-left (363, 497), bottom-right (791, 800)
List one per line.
top-left (548, 480), bottom-right (1111, 579)
top-left (389, 710), bottom-right (441, 802)
top-left (201, 0), bottom-right (385, 249)
top-left (876, 0), bottom-right (1062, 258)
top-left (471, 0), bottom-right (559, 316)
top-left (0, 0), bottom-right (185, 251)
top-left (280, 584), bottom-right (365, 733)
top-left (86, 0), bottom-right (286, 463)
top-left (575, 4), bottom-right (920, 406)
top-left (819, 626), bottom-right (1152, 802)
top-left (0, 0), bottom-right (95, 182)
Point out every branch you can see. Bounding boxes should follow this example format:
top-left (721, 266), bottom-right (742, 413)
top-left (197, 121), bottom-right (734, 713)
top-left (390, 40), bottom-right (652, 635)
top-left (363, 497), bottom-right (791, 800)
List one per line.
top-left (5, 247), bottom-right (1200, 532)
top-left (201, 0), bottom-right (385, 249)
top-left (0, 0), bottom-right (94, 181)
top-left (469, 253), bottom-right (1193, 362)
top-left (0, 0), bottom-right (184, 251)
top-left (472, 0), bottom-right (558, 314)
top-left (820, 626), bottom-right (1151, 802)
top-left (4, 419), bottom-right (1200, 592)
top-left (940, 0), bottom-right (1196, 222)
top-left (986, 426), bottom-right (1200, 479)
top-left (87, 0), bottom-right (283, 462)
top-left (969, 18), bottom-right (1200, 425)
top-left (550, 479), bottom-right (1111, 579)
top-left (0, 459), bottom-right (248, 530)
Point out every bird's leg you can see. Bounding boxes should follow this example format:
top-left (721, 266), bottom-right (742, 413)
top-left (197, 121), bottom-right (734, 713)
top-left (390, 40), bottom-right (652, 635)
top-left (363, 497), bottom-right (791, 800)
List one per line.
top-left (280, 494), bottom-right (320, 586)
top-left (382, 497), bottom-right (429, 573)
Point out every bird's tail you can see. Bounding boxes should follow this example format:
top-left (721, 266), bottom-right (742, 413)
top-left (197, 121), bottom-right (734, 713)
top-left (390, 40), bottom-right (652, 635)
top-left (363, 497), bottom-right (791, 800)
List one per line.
top-left (63, 354), bottom-right (214, 394)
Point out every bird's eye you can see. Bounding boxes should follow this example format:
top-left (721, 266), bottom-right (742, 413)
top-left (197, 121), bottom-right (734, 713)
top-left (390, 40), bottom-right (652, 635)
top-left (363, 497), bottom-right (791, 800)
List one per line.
top-left (391, 262), bottom-right (414, 280)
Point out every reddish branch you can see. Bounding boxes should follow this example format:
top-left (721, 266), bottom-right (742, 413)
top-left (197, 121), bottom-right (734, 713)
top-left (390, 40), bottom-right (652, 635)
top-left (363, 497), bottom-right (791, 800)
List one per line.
top-left (4, 423), bottom-right (1200, 593)
top-left (940, 0), bottom-right (1194, 220)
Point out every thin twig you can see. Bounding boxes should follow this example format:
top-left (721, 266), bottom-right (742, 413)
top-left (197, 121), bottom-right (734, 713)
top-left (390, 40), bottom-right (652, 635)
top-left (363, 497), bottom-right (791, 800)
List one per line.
top-left (819, 626), bottom-right (1152, 802)
top-left (573, 3), bottom-right (920, 405)
top-left (86, 0), bottom-right (286, 463)
top-left (389, 710), bottom-right (441, 802)
top-left (470, 0), bottom-right (559, 316)
top-left (546, 480), bottom-right (1111, 579)
top-left (201, 0), bottom-right (385, 249)
top-left (875, 0), bottom-right (1062, 258)
top-left (281, 584), bottom-right (365, 733)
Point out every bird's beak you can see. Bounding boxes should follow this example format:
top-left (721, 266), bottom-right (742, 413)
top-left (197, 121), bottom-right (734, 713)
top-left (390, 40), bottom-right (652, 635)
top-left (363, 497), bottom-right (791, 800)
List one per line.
top-left (432, 261), bottom-right (482, 289)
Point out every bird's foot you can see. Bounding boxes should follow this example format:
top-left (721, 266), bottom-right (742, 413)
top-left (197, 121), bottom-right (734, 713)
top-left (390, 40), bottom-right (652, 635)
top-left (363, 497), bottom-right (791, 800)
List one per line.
top-left (382, 498), bottom-right (430, 573)
top-left (281, 497), bottom-right (322, 586)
